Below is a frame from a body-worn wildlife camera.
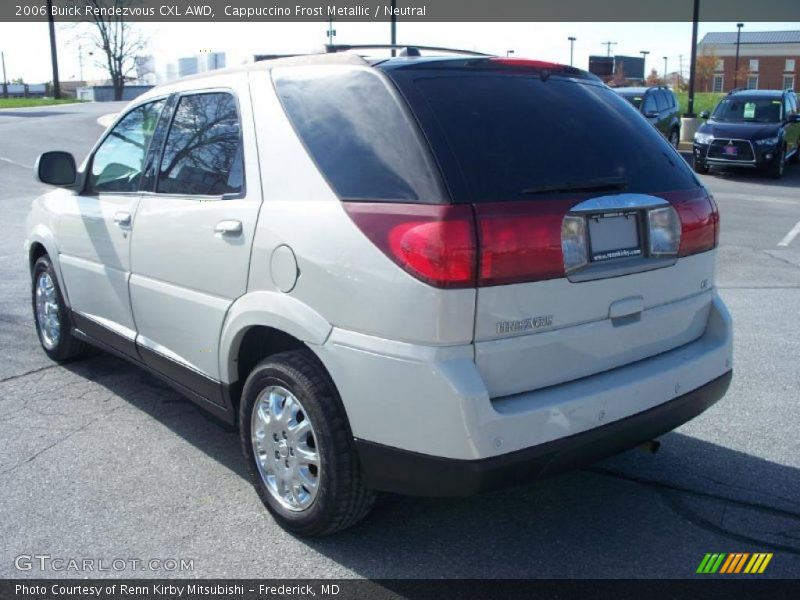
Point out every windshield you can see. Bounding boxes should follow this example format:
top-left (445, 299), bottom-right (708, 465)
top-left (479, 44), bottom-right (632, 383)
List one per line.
top-left (711, 97), bottom-right (783, 123)
top-left (386, 71), bottom-right (698, 203)
top-left (618, 93), bottom-right (643, 109)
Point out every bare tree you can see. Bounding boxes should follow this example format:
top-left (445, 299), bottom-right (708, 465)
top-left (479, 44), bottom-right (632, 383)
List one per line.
top-left (82, 1), bottom-right (147, 100)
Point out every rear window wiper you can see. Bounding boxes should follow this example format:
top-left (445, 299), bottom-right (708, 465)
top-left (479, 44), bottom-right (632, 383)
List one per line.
top-left (519, 176), bottom-right (628, 196)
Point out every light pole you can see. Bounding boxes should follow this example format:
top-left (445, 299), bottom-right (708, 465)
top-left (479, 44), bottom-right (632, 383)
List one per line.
top-left (506, 49), bottom-right (514, 57)
top-left (1, 51), bottom-right (7, 99)
top-left (733, 23), bottom-right (744, 88)
top-left (326, 17), bottom-right (336, 48)
top-left (687, 0), bottom-right (700, 117)
top-left (663, 56), bottom-right (668, 82)
top-left (568, 36), bottom-right (576, 67)
top-left (640, 50), bottom-right (650, 81)
top-left (390, 0), bottom-right (397, 57)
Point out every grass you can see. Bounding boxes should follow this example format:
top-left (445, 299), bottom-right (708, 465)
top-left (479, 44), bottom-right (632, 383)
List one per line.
top-left (675, 92), bottom-right (725, 116)
top-left (0, 97), bottom-right (85, 109)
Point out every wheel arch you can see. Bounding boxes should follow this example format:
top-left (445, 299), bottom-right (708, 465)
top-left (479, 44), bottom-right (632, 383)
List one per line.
top-left (219, 291), bottom-right (334, 405)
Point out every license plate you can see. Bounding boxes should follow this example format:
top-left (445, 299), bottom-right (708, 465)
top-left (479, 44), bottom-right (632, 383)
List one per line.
top-left (723, 145), bottom-right (739, 156)
top-left (588, 212), bottom-right (641, 262)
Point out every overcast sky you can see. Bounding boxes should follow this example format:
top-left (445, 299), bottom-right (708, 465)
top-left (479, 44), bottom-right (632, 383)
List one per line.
top-left (0, 20), bottom-right (798, 83)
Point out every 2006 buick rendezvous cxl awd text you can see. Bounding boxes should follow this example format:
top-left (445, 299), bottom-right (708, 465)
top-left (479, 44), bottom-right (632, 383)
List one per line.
top-left (26, 49), bottom-right (733, 536)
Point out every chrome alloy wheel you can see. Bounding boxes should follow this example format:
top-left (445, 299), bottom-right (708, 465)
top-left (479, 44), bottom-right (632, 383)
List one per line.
top-left (35, 271), bottom-right (60, 350)
top-left (251, 385), bottom-right (321, 511)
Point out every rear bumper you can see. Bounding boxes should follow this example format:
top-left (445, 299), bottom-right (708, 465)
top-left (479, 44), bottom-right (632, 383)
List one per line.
top-left (356, 369), bottom-right (732, 497)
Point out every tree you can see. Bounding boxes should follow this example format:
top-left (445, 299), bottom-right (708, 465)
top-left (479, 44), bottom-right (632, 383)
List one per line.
top-left (610, 63), bottom-right (626, 86)
top-left (645, 69), bottom-right (664, 86)
top-left (82, 1), bottom-right (147, 100)
top-left (733, 63), bottom-right (750, 89)
top-left (695, 48), bottom-right (719, 93)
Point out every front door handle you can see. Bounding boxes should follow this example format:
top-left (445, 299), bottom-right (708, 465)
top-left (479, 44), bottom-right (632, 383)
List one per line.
top-left (214, 220), bottom-right (242, 235)
top-left (114, 212), bottom-right (131, 227)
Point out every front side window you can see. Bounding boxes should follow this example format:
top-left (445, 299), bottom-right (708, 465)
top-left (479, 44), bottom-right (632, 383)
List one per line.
top-left (157, 92), bottom-right (244, 196)
top-left (89, 99), bottom-right (165, 193)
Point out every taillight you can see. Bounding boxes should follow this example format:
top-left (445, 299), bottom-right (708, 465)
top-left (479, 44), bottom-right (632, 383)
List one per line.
top-left (672, 191), bottom-right (718, 257)
top-left (475, 201), bottom-right (574, 285)
top-left (342, 203), bottom-right (476, 289)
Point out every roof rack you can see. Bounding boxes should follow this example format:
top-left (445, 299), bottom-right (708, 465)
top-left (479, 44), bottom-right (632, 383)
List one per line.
top-left (324, 44), bottom-right (491, 57)
top-left (727, 87), bottom-right (747, 95)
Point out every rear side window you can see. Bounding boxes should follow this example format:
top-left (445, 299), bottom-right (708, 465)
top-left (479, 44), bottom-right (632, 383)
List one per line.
top-left (655, 91), bottom-right (669, 111)
top-left (273, 66), bottom-right (446, 203)
top-left (643, 93), bottom-right (658, 114)
top-left (157, 92), bottom-right (244, 197)
top-left (387, 72), bottom-right (698, 204)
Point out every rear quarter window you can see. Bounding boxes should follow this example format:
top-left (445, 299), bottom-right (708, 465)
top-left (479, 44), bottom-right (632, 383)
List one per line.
top-left (272, 66), bottom-right (446, 203)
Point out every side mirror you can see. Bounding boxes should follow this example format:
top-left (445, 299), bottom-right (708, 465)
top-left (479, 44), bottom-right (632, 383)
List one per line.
top-left (699, 111), bottom-right (710, 119)
top-left (788, 114), bottom-right (800, 123)
top-left (35, 151), bottom-right (77, 187)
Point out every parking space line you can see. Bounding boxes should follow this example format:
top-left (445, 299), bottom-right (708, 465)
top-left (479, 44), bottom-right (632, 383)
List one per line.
top-left (778, 220), bottom-right (800, 247)
top-left (0, 156), bottom-right (33, 169)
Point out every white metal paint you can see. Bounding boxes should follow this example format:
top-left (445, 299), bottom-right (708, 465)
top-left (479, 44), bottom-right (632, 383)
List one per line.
top-left (314, 294), bottom-right (732, 460)
top-left (244, 67), bottom-right (476, 347)
top-left (55, 191), bottom-right (140, 333)
top-left (129, 74), bottom-right (262, 381)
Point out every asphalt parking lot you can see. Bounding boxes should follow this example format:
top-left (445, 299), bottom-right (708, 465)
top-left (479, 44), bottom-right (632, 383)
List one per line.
top-left (1, 103), bottom-right (799, 579)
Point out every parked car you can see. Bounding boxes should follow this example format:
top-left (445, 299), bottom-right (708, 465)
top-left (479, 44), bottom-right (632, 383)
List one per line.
top-left (26, 50), bottom-right (732, 536)
top-left (693, 88), bottom-right (800, 178)
top-left (614, 86), bottom-right (682, 147)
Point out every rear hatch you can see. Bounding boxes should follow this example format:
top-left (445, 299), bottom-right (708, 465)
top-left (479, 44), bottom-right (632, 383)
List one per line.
top-left (385, 59), bottom-right (719, 398)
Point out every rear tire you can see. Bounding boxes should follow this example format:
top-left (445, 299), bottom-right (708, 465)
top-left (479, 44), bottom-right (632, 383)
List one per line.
top-left (240, 350), bottom-right (375, 536)
top-left (769, 147), bottom-right (785, 179)
top-left (31, 255), bottom-right (94, 362)
top-left (669, 128), bottom-right (680, 149)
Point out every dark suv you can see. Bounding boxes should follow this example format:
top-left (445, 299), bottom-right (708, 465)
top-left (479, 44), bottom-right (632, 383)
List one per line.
top-left (692, 88), bottom-right (800, 178)
top-left (614, 86), bottom-right (682, 147)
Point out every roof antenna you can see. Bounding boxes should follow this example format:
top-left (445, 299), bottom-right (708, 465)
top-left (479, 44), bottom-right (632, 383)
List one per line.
top-left (399, 47), bottom-right (421, 57)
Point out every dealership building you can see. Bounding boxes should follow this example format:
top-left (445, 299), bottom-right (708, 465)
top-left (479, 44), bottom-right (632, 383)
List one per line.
top-left (697, 30), bottom-right (799, 93)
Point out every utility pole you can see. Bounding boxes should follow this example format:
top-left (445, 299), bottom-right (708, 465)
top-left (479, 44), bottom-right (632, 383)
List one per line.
top-left (568, 36), bottom-right (576, 67)
top-left (46, 0), bottom-right (60, 98)
top-left (602, 41), bottom-right (617, 57)
top-left (663, 56), bottom-right (668, 81)
top-left (679, 54), bottom-right (684, 80)
top-left (686, 0), bottom-right (700, 117)
top-left (733, 23), bottom-right (744, 88)
top-left (390, 0), bottom-right (397, 57)
top-left (1, 51), bottom-right (7, 99)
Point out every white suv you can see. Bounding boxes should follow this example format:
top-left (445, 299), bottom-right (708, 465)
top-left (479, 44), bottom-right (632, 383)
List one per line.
top-left (26, 51), bottom-right (733, 536)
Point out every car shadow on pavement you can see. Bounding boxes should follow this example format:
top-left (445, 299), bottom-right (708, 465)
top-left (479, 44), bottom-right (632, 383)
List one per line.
top-left (63, 354), bottom-right (800, 579)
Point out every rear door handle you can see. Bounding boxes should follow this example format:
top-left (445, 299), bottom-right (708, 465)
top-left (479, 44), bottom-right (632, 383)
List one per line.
top-left (214, 220), bottom-right (242, 235)
top-left (114, 212), bottom-right (131, 227)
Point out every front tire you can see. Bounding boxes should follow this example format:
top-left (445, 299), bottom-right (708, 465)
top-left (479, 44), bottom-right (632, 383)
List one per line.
top-left (769, 147), bottom-right (785, 179)
top-left (669, 128), bottom-right (680, 149)
top-left (693, 158), bottom-right (709, 174)
top-left (240, 350), bottom-right (375, 536)
top-left (31, 255), bottom-right (93, 362)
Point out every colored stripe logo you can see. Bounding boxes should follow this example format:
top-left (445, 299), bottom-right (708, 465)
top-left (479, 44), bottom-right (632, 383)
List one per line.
top-left (696, 553), bottom-right (773, 574)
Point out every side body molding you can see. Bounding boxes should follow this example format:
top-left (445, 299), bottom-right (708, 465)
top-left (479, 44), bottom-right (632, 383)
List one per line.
top-left (218, 291), bottom-right (333, 385)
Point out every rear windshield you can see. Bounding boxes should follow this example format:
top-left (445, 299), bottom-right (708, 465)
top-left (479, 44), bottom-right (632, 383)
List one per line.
top-left (272, 66), bottom-right (446, 203)
top-left (388, 71), bottom-right (698, 203)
